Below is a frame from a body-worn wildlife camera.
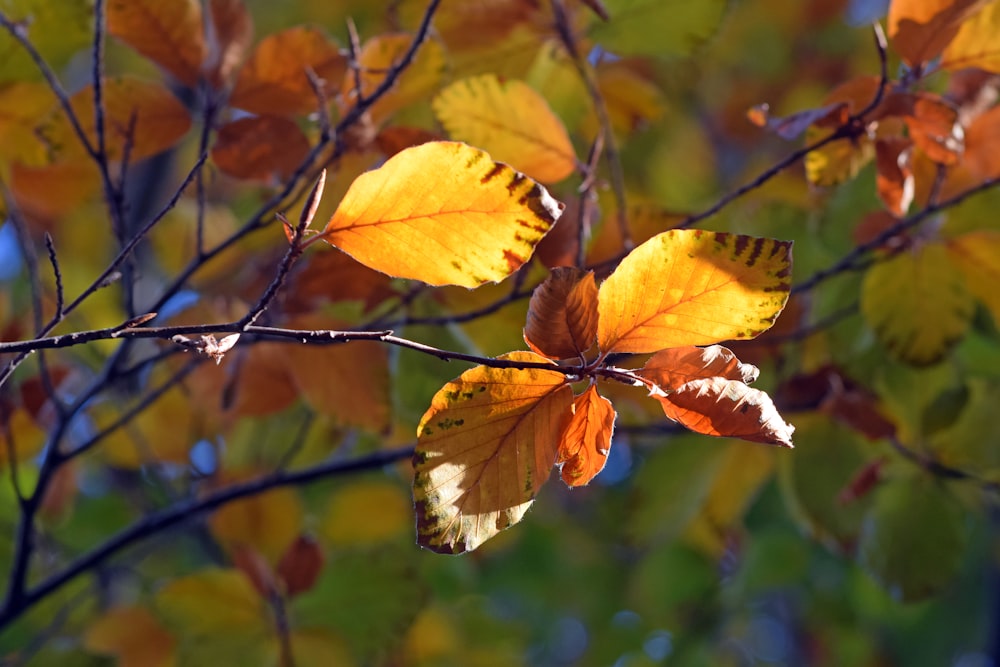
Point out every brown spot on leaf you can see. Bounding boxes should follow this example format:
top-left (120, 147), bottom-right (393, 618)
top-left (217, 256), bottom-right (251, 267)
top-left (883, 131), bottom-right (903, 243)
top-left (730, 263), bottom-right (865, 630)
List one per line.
top-left (480, 162), bottom-right (504, 184)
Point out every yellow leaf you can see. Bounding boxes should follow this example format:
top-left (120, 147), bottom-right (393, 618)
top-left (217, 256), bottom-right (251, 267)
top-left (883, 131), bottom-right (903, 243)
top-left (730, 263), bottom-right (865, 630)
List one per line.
top-left (432, 74), bottom-right (576, 183)
top-left (210, 115), bottom-right (312, 182)
top-left (945, 230), bottom-right (1000, 324)
top-left (589, 0), bottom-right (727, 58)
top-left (943, 0), bottom-right (1000, 72)
top-left (208, 484), bottom-right (303, 563)
top-left (523, 267), bottom-right (599, 360)
top-left (323, 480), bottom-right (411, 547)
top-left (107, 0), bottom-right (206, 87)
top-left (156, 569), bottom-right (266, 636)
top-left (596, 230), bottom-right (792, 354)
top-left (43, 77), bottom-right (192, 162)
top-left (413, 351), bottom-right (574, 553)
top-left (557, 385), bottom-right (616, 487)
top-left (861, 242), bottom-right (975, 365)
top-left (0, 81), bottom-right (56, 165)
top-left (84, 606), bottom-right (176, 667)
top-left (97, 385), bottom-right (202, 469)
top-left (652, 377), bottom-right (795, 447)
top-left (638, 344), bottom-right (759, 392)
top-left (888, 0), bottom-right (988, 66)
top-left (321, 141), bottom-right (563, 288)
top-left (0, 407), bottom-right (46, 468)
top-left (803, 75), bottom-right (881, 186)
top-left (230, 26), bottom-right (347, 116)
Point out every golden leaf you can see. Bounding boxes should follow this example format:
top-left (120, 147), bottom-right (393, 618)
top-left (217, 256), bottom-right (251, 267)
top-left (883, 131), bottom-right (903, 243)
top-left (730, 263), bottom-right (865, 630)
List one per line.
top-left (413, 351), bottom-right (573, 553)
top-left (888, 0), bottom-right (988, 66)
top-left (597, 230), bottom-right (792, 354)
top-left (321, 141), bottom-right (563, 288)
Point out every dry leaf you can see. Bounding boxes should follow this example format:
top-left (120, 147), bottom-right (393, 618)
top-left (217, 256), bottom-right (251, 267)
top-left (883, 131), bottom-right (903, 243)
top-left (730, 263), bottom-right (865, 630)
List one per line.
top-left (638, 345), bottom-right (759, 392)
top-left (523, 267), bottom-right (599, 360)
top-left (556, 385), bottom-right (616, 487)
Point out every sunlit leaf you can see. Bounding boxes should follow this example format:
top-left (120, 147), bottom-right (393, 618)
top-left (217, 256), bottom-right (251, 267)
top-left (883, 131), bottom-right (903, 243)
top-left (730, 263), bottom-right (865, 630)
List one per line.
top-left (652, 377), bottom-right (794, 447)
top-left (887, 0), bottom-right (988, 66)
top-left (230, 26), bottom-right (346, 116)
top-left (556, 385), bottom-right (615, 487)
top-left (590, 0), bottom-right (727, 58)
top-left (945, 230), bottom-right (1000, 325)
top-left (107, 0), bottom-right (206, 87)
top-left (638, 345), bottom-right (759, 392)
top-left (859, 475), bottom-right (967, 601)
top-left (861, 242), bottom-right (975, 365)
top-left (323, 479), bottom-right (411, 547)
top-left (942, 0), bottom-right (1000, 72)
top-left (413, 351), bottom-right (573, 553)
top-left (84, 606), bottom-right (176, 667)
top-left (210, 115), bottom-right (311, 182)
top-left (523, 267), bottom-right (599, 360)
top-left (321, 141), bottom-right (563, 288)
top-left (596, 229), bottom-right (792, 354)
top-left (432, 74), bottom-right (576, 183)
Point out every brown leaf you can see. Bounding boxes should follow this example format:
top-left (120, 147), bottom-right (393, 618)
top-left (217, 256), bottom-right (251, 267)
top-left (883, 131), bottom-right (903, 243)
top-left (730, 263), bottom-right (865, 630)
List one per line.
top-left (206, 0), bottom-right (254, 88)
top-left (963, 104), bottom-right (1000, 179)
top-left (875, 137), bottom-right (915, 217)
top-left (374, 126), bottom-right (441, 157)
top-left (107, 0), bottom-right (206, 87)
top-left (638, 345), bottom-right (759, 392)
top-left (285, 250), bottom-right (396, 314)
top-left (888, 0), bottom-right (989, 67)
top-left (276, 535), bottom-right (325, 598)
top-left (524, 267), bottom-right (599, 360)
top-left (210, 115), bottom-right (312, 182)
top-left (557, 385), bottom-right (616, 487)
top-left (654, 377), bottom-right (794, 447)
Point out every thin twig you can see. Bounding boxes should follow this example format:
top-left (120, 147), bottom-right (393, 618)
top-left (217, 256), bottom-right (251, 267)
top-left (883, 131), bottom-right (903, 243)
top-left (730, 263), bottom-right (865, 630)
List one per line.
top-left (44, 234), bottom-right (63, 319)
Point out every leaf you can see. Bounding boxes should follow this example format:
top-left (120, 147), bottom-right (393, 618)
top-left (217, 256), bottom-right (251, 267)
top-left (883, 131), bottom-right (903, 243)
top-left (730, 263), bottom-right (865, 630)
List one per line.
top-left (276, 536), bottom-right (325, 598)
top-left (285, 250), bottom-right (396, 314)
top-left (84, 606), bottom-right (176, 667)
top-left (590, 0), bottom-right (727, 58)
top-left (596, 229), bottom-right (792, 354)
top-left (858, 476), bottom-right (967, 601)
top-left (210, 115), bottom-right (312, 182)
top-left (432, 74), bottom-right (576, 184)
top-left (208, 485), bottom-right (303, 563)
top-left (961, 105), bottom-right (1000, 180)
top-left (651, 377), bottom-right (794, 447)
top-left (321, 141), bottom-right (563, 288)
top-left (0, 0), bottom-right (93, 85)
top-left (803, 75), bottom-right (882, 186)
top-left (556, 385), bottom-right (616, 487)
top-left (946, 230), bottom-right (1000, 324)
top-left (107, 0), bottom-right (206, 87)
top-left (860, 242), bottom-right (975, 365)
top-left (879, 92), bottom-right (963, 165)
top-left (230, 26), bottom-right (347, 116)
top-left (44, 76), bottom-right (192, 162)
top-left (413, 351), bottom-right (574, 553)
top-left (747, 101), bottom-right (849, 141)
top-left (523, 267), bottom-right (599, 360)
top-left (942, 0), bottom-right (1000, 72)
top-left (205, 0), bottom-right (254, 87)
top-left (637, 345), bottom-right (759, 392)
top-left (874, 137), bottom-right (914, 217)
top-left (887, 0), bottom-right (988, 67)
top-left (323, 480), bottom-right (411, 547)
top-left (156, 569), bottom-right (266, 637)
top-left (0, 81), bottom-right (56, 165)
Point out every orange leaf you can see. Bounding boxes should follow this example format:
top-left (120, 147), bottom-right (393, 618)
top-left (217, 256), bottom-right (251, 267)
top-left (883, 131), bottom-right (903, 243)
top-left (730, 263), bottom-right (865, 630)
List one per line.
top-left (597, 230), bottom-right (792, 354)
top-left (230, 26), bottom-right (347, 116)
top-left (107, 0), bottom-right (206, 87)
top-left (285, 250), bottom-right (396, 314)
top-left (432, 74), bottom-right (576, 183)
top-left (962, 105), bottom-right (1000, 179)
top-left (276, 535), bottom-right (325, 598)
top-left (413, 351), bottom-right (574, 553)
top-left (877, 92), bottom-right (964, 165)
top-left (638, 345), bottom-right (759, 392)
top-left (887, 0), bottom-right (988, 66)
top-left (875, 137), bottom-right (915, 217)
top-left (654, 378), bottom-right (794, 447)
top-left (523, 267), bottom-right (599, 360)
top-left (321, 141), bottom-right (563, 288)
top-left (210, 115), bottom-right (311, 182)
top-left (84, 606), bottom-right (176, 667)
top-left (557, 385), bottom-right (615, 487)
top-left (205, 0), bottom-right (254, 88)
top-left (209, 484), bottom-right (303, 563)
top-left (942, 0), bottom-right (1000, 72)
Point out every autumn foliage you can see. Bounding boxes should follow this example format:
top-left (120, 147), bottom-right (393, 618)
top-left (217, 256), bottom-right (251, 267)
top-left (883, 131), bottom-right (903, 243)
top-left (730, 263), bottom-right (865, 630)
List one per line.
top-left (2, 0), bottom-right (1000, 665)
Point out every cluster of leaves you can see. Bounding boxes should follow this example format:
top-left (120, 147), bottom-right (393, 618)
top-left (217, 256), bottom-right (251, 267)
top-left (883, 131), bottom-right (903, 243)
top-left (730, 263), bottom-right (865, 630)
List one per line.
top-left (3, 0), bottom-right (1000, 665)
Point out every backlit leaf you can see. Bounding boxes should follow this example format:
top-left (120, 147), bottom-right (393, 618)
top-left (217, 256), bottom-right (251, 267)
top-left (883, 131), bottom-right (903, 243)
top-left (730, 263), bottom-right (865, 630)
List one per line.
top-left (107, 0), bottom-right (206, 87)
top-left (652, 377), bottom-right (794, 447)
top-left (413, 351), bottom-right (573, 553)
top-left (887, 0), bottom-right (987, 66)
top-left (84, 606), bottom-right (176, 667)
top-left (597, 230), bottom-right (792, 354)
top-left (860, 242), bottom-right (975, 365)
top-left (230, 26), bottom-right (346, 116)
top-left (638, 345), bottom-right (759, 392)
top-left (556, 385), bottom-right (615, 487)
top-left (523, 267), bottom-right (599, 360)
top-left (210, 115), bottom-right (311, 182)
top-left (942, 0), bottom-right (1000, 72)
top-left (432, 74), bottom-right (576, 183)
top-left (205, 0), bottom-right (254, 87)
top-left (945, 229), bottom-right (1000, 324)
top-left (590, 0), bottom-right (727, 58)
top-left (321, 141), bottom-right (563, 288)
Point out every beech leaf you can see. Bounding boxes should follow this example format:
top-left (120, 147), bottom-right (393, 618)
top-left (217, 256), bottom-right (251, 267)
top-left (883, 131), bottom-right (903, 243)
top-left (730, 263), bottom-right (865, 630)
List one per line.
top-left (210, 115), bottom-right (312, 182)
top-left (597, 229), bottom-right (792, 354)
top-left (321, 141), bottom-right (563, 288)
top-left (654, 377), bottom-right (794, 448)
top-left (413, 351), bottom-right (573, 554)
top-left (557, 385), bottom-right (616, 487)
top-left (84, 606), bottom-right (176, 667)
top-left (945, 230), bottom-right (1000, 325)
top-left (887, 0), bottom-right (988, 67)
top-left (523, 267), bottom-right (599, 360)
top-left (942, 0), bottom-right (1000, 72)
top-left (638, 345), bottom-right (759, 392)
top-left (107, 0), bottom-right (206, 87)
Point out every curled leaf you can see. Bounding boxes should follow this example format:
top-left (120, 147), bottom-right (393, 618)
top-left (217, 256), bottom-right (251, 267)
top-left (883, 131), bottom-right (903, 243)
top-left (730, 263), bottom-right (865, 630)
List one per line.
top-left (638, 345), bottom-right (759, 392)
top-left (523, 267), bottom-right (599, 360)
top-left (557, 385), bottom-right (616, 487)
